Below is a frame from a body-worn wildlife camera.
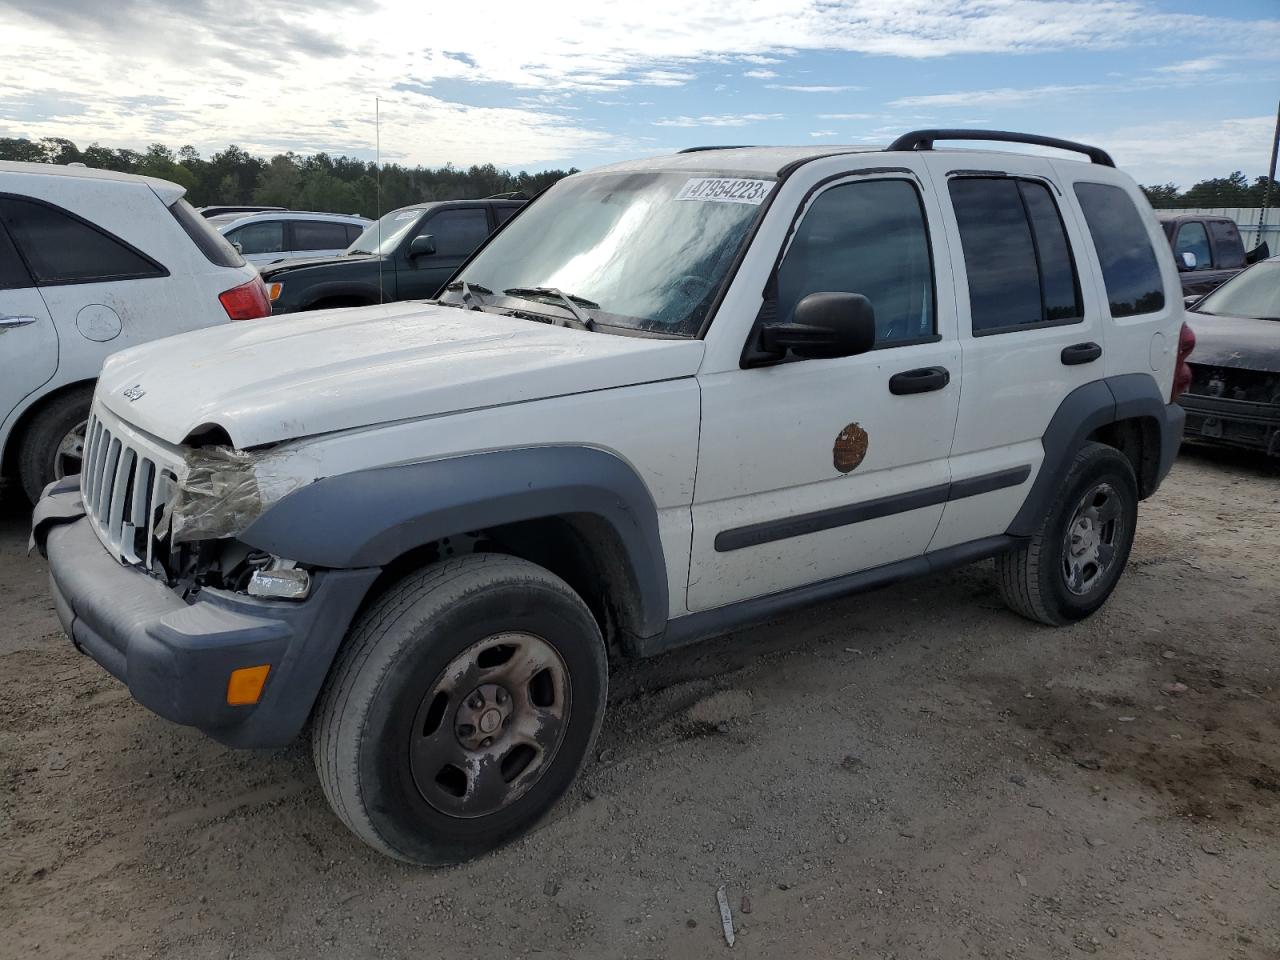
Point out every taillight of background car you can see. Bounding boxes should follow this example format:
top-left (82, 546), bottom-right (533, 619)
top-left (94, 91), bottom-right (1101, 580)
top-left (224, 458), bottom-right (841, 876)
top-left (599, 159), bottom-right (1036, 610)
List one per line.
top-left (218, 276), bottom-right (272, 321)
top-left (1171, 321), bottom-right (1196, 402)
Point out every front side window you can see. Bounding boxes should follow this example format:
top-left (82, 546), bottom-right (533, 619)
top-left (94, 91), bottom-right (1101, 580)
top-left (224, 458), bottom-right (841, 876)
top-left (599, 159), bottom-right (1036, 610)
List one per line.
top-left (949, 177), bottom-right (1083, 334)
top-left (450, 171), bottom-right (775, 336)
top-left (0, 196), bottom-right (165, 285)
top-left (1174, 222), bottom-right (1212, 270)
top-left (420, 209), bottom-right (490, 258)
top-left (292, 220), bottom-right (351, 250)
top-left (776, 178), bottom-right (935, 345)
top-left (227, 220), bottom-right (284, 255)
top-left (1208, 220), bottom-right (1246, 269)
top-left (1073, 182), bottom-right (1165, 318)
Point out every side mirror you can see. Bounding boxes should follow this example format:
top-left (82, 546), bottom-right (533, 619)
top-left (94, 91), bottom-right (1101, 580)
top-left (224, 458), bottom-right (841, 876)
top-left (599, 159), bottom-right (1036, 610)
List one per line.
top-left (230, 240), bottom-right (243, 254)
top-left (1178, 251), bottom-right (1197, 271)
top-left (759, 292), bottom-right (876, 360)
top-left (409, 235), bottom-right (436, 258)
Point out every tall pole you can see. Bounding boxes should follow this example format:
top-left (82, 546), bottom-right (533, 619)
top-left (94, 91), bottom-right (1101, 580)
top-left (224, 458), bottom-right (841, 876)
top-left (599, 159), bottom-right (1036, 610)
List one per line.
top-left (1257, 96), bottom-right (1279, 252)
top-left (376, 97), bottom-right (383, 305)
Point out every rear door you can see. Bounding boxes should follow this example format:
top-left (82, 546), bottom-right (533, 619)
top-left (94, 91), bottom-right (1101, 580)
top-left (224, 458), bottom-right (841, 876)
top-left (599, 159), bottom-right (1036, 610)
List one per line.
top-left (396, 206), bottom-right (492, 300)
top-left (0, 219), bottom-right (56, 427)
top-left (920, 154), bottom-right (1101, 551)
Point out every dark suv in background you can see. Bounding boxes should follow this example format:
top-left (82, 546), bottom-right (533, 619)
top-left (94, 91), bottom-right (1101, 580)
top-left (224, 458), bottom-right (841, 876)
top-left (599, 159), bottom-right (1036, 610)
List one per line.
top-left (263, 196), bottom-right (524, 314)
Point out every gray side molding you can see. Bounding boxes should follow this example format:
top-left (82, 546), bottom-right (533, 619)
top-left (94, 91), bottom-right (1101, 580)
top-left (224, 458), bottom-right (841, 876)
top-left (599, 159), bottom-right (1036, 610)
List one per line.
top-left (1008, 373), bottom-right (1182, 537)
top-left (240, 446), bottom-right (670, 638)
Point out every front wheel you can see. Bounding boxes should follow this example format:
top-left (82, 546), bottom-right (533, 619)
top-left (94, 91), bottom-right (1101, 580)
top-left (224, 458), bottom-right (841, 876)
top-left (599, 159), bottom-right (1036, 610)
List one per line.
top-left (996, 442), bottom-right (1138, 626)
top-left (17, 386), bottom-right (94, 504)
top-left (312, 554), bottom-right (607, 864)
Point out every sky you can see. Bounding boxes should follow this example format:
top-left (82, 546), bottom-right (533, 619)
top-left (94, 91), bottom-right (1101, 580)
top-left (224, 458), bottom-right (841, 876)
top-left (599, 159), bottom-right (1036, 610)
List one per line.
top-left (1, 0), bottom-right (1278, 187)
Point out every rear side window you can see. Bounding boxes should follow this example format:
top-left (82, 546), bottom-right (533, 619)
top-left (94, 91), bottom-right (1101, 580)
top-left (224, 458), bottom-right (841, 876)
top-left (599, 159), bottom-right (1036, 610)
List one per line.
top-left (421, 208), bottom-right (491, 258)
top-left (0, 196), bottom-right (166, 285)
top-left (344, 224), bottom-right (365, 244)
top-left (292, 220), bottom-right (351, 250)
top-left (949, 178), bottom-right (1083, 334)
top-left (1173, 222), bottom-right (1212, 270)
top-left (1208, 220), bottom-right (1245, 269)
top-left (776, 178), bottom-right (935, 345)
top-left (169, 199), bottom-right (245, 268)
top-left (228, 220), bottom-right (284, 255)
top-left (1073, 183), bottom-right (1165, 317)
top-left (0, 223), bottom-right (33, 290)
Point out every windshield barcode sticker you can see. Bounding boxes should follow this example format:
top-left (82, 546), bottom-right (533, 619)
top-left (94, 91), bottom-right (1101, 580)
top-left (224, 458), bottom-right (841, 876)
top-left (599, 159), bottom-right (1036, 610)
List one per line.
top-left (676, 177), bottom-right (773, 205)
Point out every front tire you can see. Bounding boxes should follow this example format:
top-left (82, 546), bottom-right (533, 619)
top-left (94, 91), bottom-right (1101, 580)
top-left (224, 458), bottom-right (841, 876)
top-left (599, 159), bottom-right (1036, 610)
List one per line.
top-left (312, 554), bottom-right (607, 864)
top-left (996, 442), bottom-right (1138, 626)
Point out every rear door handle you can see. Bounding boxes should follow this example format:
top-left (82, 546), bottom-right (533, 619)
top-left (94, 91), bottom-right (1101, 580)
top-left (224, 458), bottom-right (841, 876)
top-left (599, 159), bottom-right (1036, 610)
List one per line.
top-left (1061, 341), bottom-right (1102, 365)
top-left (0, 315), bottom-right (38, 329)
top-left (889, 366), bottom-right (950, 395)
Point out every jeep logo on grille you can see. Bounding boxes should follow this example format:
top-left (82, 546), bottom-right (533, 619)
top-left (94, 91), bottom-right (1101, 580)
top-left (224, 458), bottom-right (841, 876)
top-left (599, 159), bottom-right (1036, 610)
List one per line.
top-left (122, 384), bottom-right (146, 402)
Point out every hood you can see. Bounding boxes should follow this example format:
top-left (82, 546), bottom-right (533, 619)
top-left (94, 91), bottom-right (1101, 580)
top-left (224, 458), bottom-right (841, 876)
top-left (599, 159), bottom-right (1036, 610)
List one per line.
top-left (98, 302), bottom-right (704, 448)
top-left (258, 254), bottom-right (379, 279)
top-left (1186, 312), bottom-right (1280, 373)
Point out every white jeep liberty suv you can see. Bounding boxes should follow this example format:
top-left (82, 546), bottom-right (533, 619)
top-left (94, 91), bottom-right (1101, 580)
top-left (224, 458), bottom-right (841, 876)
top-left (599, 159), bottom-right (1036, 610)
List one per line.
top-left (34, 131), bottom-right (1193, 864)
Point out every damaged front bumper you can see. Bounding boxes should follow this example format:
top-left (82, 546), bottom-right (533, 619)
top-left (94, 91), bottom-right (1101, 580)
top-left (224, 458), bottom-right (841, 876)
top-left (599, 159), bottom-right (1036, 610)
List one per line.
top-left (1179, 394), bottom-right (1280, 455)
top-left (33, 479), bottom-right (378, 748)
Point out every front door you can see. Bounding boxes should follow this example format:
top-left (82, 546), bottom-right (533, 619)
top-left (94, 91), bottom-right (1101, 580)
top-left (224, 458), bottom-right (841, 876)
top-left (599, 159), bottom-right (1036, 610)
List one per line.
top-left (397, 206), bottom-right (492, 300)
top-left (0, 221), bottom-right (55, 426)
top-left (689, 168), bottom-right (961, 612)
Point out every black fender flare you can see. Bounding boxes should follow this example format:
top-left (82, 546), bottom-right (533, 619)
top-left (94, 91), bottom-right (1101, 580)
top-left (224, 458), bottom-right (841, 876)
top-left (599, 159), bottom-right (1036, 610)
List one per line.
top-left (1007, 373), bottom-right (1184, 537)
top-left (239, 446), bottom-right (670, 639)
top-left (298, 280), bottom-right (382, 309)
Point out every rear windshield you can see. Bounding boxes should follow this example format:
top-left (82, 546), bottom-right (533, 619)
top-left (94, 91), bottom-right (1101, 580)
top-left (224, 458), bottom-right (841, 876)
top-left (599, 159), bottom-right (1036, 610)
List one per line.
top-left (170, 198), bottom-right (245, 268)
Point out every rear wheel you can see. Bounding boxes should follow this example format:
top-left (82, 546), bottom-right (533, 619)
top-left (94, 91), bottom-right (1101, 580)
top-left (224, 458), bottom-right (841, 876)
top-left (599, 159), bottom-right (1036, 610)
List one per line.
top-left (312, 554), bottom-right (607, 864)
top-left (997, 442), bottom-right (1138, 626)
top-left (17, 386), bottom-right (94, 503)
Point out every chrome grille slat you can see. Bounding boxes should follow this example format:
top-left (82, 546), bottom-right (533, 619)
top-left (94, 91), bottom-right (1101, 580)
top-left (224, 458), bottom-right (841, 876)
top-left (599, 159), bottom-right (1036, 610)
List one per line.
top-left (80, 402), bottom-right (184, 570)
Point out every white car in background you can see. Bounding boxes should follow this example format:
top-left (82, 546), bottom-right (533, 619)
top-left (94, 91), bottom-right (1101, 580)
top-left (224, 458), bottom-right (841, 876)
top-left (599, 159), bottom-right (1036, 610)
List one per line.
top-left (0, 160), bottom-right (269, 502)
top-left (211, 211), bottom-right (372, 267)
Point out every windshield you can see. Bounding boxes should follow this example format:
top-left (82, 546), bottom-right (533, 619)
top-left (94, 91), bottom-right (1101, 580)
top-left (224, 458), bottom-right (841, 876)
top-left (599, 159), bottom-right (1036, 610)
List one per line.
top-left (1196, 261), bottom-right (1280, 320)
top-left (347, 208), bottom-right (425, 256)
top-left (447, 170), bottom-right (775, 336)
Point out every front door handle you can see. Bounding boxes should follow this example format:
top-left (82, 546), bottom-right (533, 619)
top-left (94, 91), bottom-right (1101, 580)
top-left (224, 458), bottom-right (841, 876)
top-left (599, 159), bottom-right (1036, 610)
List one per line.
top-left (889, 366), bottom-right (950, 395)
top-left (1061, 341), bottom-right (1102, 365)
top-left (0, 315), bottom-right (38, 329)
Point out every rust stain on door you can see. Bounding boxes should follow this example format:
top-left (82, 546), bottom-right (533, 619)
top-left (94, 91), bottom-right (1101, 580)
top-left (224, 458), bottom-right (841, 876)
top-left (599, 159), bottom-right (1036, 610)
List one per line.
top-left (833, 422), bottom-right (869, 473)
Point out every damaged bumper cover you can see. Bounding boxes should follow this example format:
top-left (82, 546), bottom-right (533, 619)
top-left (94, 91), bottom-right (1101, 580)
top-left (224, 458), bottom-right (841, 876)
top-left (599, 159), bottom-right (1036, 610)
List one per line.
top-left (35, 480), bottom-right (378, 748)
top-left (1179, 393), bottom-right (1280, 455)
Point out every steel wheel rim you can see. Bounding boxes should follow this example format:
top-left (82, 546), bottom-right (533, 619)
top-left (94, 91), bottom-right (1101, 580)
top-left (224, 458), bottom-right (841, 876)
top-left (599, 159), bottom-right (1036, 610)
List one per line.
top-left (409, 631), bottom-right (572, 819)
top-left (53, 419), bottom-right (89, 480)
top-left (1062, 481), bottom-right (1123, 596)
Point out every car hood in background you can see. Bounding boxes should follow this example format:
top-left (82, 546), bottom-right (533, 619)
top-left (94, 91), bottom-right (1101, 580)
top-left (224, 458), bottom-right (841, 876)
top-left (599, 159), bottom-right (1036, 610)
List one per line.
top-left (258, 254), bottom-right (381, 279)
top-left (1186, 312), bottom-right (1280, 374)
top-left (97, 303), bottom-right (704, 449)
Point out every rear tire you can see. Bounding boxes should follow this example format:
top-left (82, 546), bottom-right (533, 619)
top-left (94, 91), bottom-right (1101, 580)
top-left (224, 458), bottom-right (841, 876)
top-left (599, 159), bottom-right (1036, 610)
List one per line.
top-left (996, 442), bottom-right (1138, 626)
top-left (312, 554), bottom-right (607, 865)
top-left (17, 386), bottom-right (94, 504)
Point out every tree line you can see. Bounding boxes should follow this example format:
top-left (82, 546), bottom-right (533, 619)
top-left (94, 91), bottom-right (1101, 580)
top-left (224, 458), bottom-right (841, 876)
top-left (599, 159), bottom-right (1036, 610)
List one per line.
top-left (1, 136), bottom-right (1275, 215)
top-left (0, 137), bottom-right (575, 216)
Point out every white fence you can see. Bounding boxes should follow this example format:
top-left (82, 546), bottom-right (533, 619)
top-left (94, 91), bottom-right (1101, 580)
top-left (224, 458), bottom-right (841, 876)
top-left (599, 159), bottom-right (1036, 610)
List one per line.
top-left (1161, 207), bottom-right (1280, 252)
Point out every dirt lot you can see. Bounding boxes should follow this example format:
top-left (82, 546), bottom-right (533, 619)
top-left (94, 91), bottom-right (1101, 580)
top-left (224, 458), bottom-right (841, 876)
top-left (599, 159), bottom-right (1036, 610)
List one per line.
top-left (2, 447), bottom-right (1278, 959)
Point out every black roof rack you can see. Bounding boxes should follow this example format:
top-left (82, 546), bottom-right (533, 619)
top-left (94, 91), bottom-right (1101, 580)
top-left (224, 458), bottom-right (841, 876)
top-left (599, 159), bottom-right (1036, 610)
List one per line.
top-left (677, 145), bottom-right (758, 154)
top-left (485, 191), bottom-right (528, 200)
top-left (887, 129), bottom-right (1114, 167)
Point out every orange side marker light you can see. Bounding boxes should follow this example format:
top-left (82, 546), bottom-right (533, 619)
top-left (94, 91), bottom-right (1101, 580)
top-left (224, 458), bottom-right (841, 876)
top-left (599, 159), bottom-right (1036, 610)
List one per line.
top-left (227, 665), bottom-right (271, 705)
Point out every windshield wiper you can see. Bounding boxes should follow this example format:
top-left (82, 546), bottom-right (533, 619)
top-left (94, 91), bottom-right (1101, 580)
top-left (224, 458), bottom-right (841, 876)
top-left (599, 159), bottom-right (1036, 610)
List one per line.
top-left (502, 287), bottom-right (598, 331)
top-left (442, 280), bottom-right (494, 308)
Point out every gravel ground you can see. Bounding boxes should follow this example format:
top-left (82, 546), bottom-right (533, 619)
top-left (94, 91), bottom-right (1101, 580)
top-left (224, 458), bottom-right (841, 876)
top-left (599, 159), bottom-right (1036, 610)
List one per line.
top-left (2, 445), bottom-right (1278, 959)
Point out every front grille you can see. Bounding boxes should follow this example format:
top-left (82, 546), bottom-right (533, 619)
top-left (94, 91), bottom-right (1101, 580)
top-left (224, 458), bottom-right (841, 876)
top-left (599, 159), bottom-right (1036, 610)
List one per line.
top-left (80, 406), bottom-right (183, 569)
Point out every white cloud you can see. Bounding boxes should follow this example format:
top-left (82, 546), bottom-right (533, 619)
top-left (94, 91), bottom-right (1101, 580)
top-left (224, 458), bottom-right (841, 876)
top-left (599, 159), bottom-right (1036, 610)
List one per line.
top-left (653, 113), bottom-right (783, 127)
top-left (1069, 116), bottom-right (1277, 186)
top-left (744, 69), bottom-right (778, 79)
top-left (1156, 57), bottom-right (1223, 74)
top-left (809, 130), bottom-right (838, 137)
top-left (817, 112), bottom-right (875, 120)
top-left (769, 84), bottom-right (862, 93)
top-left (891, 83), bottom-right (1097, 108)
top-left (740, 55), bottom-right (783, 65)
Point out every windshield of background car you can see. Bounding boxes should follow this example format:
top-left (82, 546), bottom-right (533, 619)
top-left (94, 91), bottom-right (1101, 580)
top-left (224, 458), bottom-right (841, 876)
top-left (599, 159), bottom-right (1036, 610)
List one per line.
top-left (347, 208), bottom-right (425, 256)
top-left (1196, 262), bottom-right (1280, 321)
top-left (449, 171), bottom-right (776, 336)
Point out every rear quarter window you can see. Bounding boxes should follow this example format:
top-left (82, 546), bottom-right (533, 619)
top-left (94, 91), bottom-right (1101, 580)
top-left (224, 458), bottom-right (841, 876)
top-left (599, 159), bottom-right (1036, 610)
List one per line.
top-left (170, 198), bottom-right (246, 268)
top-left (1073, 183), bottom-right (1165, 318)
top-left (0, 195), bottom-right (167, 285)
